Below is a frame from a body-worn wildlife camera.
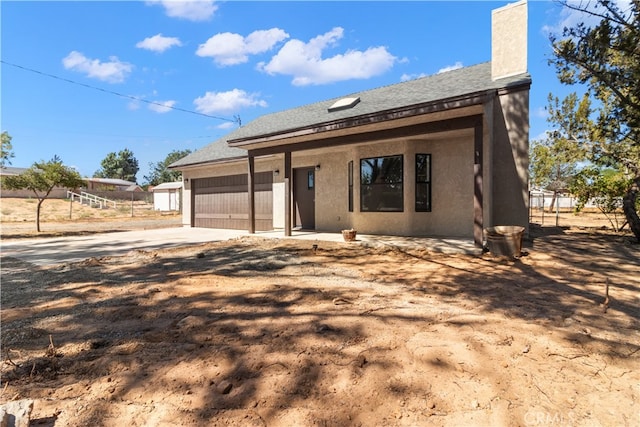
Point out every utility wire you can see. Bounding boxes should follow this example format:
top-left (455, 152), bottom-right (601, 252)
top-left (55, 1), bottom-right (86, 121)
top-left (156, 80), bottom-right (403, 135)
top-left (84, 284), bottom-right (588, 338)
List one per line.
top-left (1, 60), bottom-right (239, 124)
top-left (16, 126), bottom-right (216, 140)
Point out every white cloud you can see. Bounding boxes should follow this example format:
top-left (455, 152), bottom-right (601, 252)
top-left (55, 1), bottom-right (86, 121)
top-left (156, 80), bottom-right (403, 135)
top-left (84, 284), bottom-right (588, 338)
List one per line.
top-left (217, 122), bottom-right (236, 130)
top-left (145, 0), bottom-right (217, 22)
top-left (258, 27), bottom-right (396, 86)
top-left (136, 34), bottom-right (183, 53)
top-left (401, 62), bottom-right (463, 82)
top-left (534, 106), bottom-right (549, 119)
top-left (62, 51), bottom-right (133, 83)
top-left (127, 99), bottom-right (141, 111)
top-left (196, 28), bottom-right (289, 66)
top-left (532, 130), bottom-right (551, 141)
top-left (437, 62), bottom-right (463, 74)
top-left (193, 89), bottom-right (267, 115)
top-left (148, 100), bottom-right (176, 114)
top-left (400, 72), bottom-right (428, 82)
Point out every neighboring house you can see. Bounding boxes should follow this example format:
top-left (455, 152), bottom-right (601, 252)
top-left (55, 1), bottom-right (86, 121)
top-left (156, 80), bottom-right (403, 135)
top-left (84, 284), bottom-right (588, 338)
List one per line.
top-left (170, 1), bottom-right (531, 248)
top-left (0, 166), bottom-right (72, 198)
top-left (84, 178), bottom-right (142, 192)
top-left (0, 166), bottom-right (28, 177)
top-left (152, 182), bottom-right (182, 211)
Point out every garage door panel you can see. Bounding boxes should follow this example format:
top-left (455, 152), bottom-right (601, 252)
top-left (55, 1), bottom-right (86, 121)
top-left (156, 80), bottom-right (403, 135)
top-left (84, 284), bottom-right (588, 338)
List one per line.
top-left (193, 172), bottom-right (273, 231)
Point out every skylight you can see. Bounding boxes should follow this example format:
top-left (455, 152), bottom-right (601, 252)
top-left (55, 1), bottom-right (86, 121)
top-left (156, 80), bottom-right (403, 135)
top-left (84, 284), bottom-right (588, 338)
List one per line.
top-left (328, 96), bottom-right (360, 113)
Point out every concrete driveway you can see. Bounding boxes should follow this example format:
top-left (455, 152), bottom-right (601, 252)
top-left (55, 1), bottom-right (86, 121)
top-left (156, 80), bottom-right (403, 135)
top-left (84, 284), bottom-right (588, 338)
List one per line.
top-left (0, 227), bottom-right (250, 267)
top-left (1, 227), bottom-right (480, 267)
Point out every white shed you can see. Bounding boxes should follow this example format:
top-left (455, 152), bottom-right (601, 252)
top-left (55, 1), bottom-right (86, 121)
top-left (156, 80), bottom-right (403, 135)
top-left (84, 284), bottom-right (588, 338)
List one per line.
top-left (152, 182), bottom-right (182, 211)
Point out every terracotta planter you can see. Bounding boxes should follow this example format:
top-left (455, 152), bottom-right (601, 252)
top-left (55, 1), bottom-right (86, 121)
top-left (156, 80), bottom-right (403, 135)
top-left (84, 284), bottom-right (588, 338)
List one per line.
top-left (342, 229), bottom-right (357, 242)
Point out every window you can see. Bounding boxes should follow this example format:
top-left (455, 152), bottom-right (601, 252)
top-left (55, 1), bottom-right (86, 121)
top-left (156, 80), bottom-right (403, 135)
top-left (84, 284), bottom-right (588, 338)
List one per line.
top-left (308, 170), bottom-right (314, 189)
top-left (360, 155), bottom-right (403, 212)
top-left (348, 161), bottom-right (354, 212)
top-left (415, 154), bottom-right (431, 212)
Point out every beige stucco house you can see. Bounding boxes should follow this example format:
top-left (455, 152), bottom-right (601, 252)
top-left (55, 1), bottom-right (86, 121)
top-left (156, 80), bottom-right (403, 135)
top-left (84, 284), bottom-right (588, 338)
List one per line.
top-left (170, 1), bottom-right (531, 248)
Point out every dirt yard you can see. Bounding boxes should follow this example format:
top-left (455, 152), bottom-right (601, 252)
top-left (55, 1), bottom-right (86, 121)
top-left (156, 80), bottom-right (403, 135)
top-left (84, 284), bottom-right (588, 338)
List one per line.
top-left (0, 197), bottom-right (182, 239)
top-left (1, 198), bottom-right (639, 426)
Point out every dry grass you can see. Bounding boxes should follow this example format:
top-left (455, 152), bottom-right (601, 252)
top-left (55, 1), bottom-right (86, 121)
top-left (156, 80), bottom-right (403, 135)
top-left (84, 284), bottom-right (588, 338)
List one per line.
top-left (0, 197), bottom-right (168, 223)
top-left (0, 198), bottom-right (181, 239)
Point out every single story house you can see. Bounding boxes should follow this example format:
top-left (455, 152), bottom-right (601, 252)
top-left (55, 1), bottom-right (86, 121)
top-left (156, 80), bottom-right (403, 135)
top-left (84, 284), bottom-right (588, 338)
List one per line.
top-left (170, 1), bottom-right (531, 248)
top-left (0, 166), bottom-right (28, 177)
top-left (152, 182), bottom-right (182, 211)
top-left (1, 166), bottom-right (72, 198)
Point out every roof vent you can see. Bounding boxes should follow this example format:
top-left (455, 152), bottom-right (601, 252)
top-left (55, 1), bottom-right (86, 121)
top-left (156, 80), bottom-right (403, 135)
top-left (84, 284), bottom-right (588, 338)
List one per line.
top-left (328, 96), bottom-right (360, 113)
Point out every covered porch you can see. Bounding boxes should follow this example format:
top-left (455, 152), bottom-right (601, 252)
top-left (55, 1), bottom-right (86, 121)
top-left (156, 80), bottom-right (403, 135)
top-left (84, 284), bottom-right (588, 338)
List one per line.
top-left (237, 109), bottom-right (487, 248)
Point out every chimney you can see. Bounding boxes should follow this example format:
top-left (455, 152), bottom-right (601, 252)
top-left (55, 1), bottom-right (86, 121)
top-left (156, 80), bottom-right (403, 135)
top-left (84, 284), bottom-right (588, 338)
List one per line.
top-left (491, 0), bottom-right (528, 80)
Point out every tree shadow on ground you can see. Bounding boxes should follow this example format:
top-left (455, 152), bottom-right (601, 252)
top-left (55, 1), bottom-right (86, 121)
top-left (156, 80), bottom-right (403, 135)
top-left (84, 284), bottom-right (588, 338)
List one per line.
top-left (1, 231), bottom-right (638, 425)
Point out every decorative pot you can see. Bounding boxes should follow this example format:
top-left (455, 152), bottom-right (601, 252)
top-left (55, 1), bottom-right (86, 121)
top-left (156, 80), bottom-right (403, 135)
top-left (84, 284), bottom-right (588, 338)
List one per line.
top-left (342, 229), bottom-right (357, 242)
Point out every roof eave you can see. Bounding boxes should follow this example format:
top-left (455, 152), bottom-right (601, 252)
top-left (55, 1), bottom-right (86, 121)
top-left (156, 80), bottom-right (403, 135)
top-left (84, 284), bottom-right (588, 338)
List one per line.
top-left (168, 155), bottom-right (248, 171)
top-left (227, 82), bottom-right (529, 149)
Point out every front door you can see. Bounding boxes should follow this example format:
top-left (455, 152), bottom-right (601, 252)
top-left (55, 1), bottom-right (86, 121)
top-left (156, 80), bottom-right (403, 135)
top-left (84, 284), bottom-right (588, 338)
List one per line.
top-left (293, 167), bottom-right (315, 229)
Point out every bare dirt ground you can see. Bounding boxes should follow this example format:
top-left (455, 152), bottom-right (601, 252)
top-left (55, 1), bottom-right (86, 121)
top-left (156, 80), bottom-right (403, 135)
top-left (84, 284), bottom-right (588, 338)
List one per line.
top-left (1, 198), bottom-right (639, 426)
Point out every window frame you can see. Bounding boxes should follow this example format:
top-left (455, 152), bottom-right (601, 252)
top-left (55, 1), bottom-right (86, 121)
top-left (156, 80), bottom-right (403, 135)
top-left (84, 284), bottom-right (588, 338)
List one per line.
top-left (359, 154), bottom-right (404, 212)
top-left (415, 153), bottom-right (432, 212)
top-left (348, 160), bottom-right (354, 212)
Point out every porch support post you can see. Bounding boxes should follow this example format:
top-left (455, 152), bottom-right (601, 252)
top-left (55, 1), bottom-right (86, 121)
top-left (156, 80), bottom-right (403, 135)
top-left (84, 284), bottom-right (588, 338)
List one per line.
top-left (189, 179), bottom-right (195, 228)
top-left (248, 153), bottom-right (256, 234)
top-left (474, 119), bottom-right (484, 248)
top-left (284, 151), bottom-right (292, 236)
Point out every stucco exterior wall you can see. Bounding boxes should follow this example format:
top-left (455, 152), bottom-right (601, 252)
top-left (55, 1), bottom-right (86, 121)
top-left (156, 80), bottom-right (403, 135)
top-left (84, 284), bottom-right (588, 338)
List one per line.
top-left (298, 136), bottom-right (474, 237)
top-left (491, 0), bottom-right (527, 80)
top-left (272, 182), bottom-right (285, 229)
top-left (410, 136), bottom-right (474, 237)
top-left (300, 150), bottom-right (352, 232)
top-left (490, 88), bottom-right (530, 232)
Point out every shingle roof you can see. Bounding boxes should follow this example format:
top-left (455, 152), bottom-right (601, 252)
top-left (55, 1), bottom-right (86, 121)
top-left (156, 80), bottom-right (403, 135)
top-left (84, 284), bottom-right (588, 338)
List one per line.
top-left (169, 131), bottom-right (247, 169)
top-left (170, 62), bottom-right (530, 169)
top-left (0, 166), bottom-right (29, 176)
top-left (86, 178), bottom-right (137, 186)
top-left (152, 181), bottom-right (183, 191)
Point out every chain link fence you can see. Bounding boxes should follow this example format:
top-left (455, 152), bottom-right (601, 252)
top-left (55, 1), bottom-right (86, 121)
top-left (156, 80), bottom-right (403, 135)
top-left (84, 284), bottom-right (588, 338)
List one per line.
top-left (529, 191), bottom-right (624, 230)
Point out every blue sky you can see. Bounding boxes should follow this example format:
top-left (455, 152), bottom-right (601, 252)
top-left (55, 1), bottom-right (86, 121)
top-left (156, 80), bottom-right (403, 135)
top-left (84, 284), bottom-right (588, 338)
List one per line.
top-left (2, 1), bottom-right (582, 184)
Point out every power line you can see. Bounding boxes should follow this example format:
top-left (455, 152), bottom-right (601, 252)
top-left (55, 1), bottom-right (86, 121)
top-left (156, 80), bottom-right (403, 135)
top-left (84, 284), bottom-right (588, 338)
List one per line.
top-left (15, 126), bottom-right (217, 140)
top-left (1, 60), bottom-right (239, 124)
